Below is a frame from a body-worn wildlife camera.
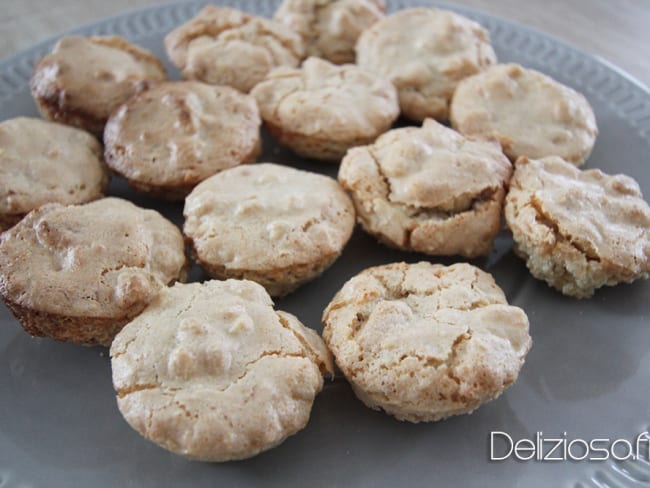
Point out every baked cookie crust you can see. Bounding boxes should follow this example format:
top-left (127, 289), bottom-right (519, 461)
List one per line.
top-left (451, 63), bottom-right (598, 165)
top-left (104, 81), bottom-right (261, 200)
top-left (0, 117), bottom-right (109, 231)
top-left (251, 56), bottom-right (399, 161)
top-left (322, 262), bottom-right (531, 422)
top-left (0, 198), bottom-right (187, 345)
top-left (505, 156), bottom-right (650, 298)
top-left (30, 36), bottom-right (167, 136)
top-left (164, 6), bottom-right (303, 93)
top-left (274, 0), bottom-right (385, 64)
top-left (111, 280), bottom-right (333, 461)
top-left (183, 163), bottom-right (355, 296)
top-left (356, 8), bottom-right (496, 121)
top-left (338, 119), bottom-right (512, 257)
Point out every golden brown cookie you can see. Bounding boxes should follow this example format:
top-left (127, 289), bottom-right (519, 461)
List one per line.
top-left (183, 163), bottom-right (355, 296)
top-left (251, 56), bottom-right (399, 161)
top-left (356, 8), bottom-right (496, 121)
top-left (0, 198), bottom-right (187, 346)
top-left (338, 119), bottom-right (511, 257)
top-left (274, 0), bottom-right (385, 64)
top-left (322, 262), bottom-right (531, 422)
top-left (30, 36), bottom-right (167, 136)
top-left (451, 64), bottom-right (598, 165)
top-left (164, 6), bottom-right (303, 93)
top-left (111, 279), bottom-right (333, 461)
top-left (104, 81), bottom-right (261, 200)
top-left (505, 156), bottom-right (650, 298)
top-left (0, 117), bottom-right (109, 231)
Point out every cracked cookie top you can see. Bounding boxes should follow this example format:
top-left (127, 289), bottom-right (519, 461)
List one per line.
top-left (274, 0), bottom-right (385, 64)
top-left (164, 6), bottom-right (304, 93)
top-left (505, 156), bottom-right (650, 297)
top-left (0, 117), bottom-right (109, 223)
top-left (356, 8), bottom-right (496, 121)
top-left (0, 197), bottom-right (186, 318)
top-left (451, 64), bottom-right (598, 165)
top-left (30, 35), bottom-right (167, 136)
top-left (104, 81), bottom-right (261, 194)
top-left (251, 56), bottom-right (398, 142)
top-left (338, 119), bottom-right (512, 257)
top-left (110, 279), bottom-right (333, 461)
top-left (184, 163), bottom-right (355, 272)
top-left (322, 262), bottom-right (531, 422)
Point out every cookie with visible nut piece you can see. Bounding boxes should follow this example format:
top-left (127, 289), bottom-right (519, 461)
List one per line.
top-left (505, 156), bottom-right (650, 298)
top-left (0, 197), bottom-right (187, 346)
top-left (338, 119), bottom-right (512, 257)
top-left (164, 6), bottom-right (303, 93)
top-left (0, 117), bottom-right (109, 231)
top-left (111, 279), bottom-right (333, 461)
top-left (450, 64), bottom-right (598, 165)
top-left (274, 0), bottom-right (385, 64)
top-left (322, 262), bottom-right (531, 422)
top-left (104, 81), bottom-right (261, 200)
top-left (251, 56), bottom-right (399, 161)
top-left (30, 36), bottom-right (167, 136)
top-left (183, 163), bottom-right (355, 296)
top-left (356, 8), bottom-right (496, 121)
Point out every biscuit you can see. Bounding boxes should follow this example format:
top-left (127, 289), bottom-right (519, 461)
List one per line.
top-left (504, 156), bottom-right (650, 298)
top-left (164, 6), bottom-right (303, 93)
top-left (30, 36), bottom-right (167, 137)
top-left (0, 117), bottom-right (109, 231)
top-left (274, 0), bottom-right (385, 64)
top-left (451, 64), bottom-right (598, 165)
top-left (111, 279), bottom-right (333, 461)
top-left (338, 119), bottom-right (511, 257)
top-left (184, 163), bottom-right (355, 296)
top-left (356, 8), bottom-right (496, 122)
top-left (0, 198), bottom-right (187, 346)
top-left (251, 56), bottom-right (399, 161)
top-left (104, 81), bottom-right (261, 200)
top-left (322, 262), bottom-right (531, 422)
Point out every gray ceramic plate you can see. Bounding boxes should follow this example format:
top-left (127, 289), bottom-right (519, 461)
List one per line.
top-left (1, 1), bottom-right (649, 487)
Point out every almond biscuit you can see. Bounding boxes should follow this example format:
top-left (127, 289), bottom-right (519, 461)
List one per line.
top-left (505, 156), bottom-right (650, 297)
top-left (322, 262), bottom-right (531, 422)
top-left (111, 279), bottom-right (333, 461)
top-left (184, 163), bottom-right (355, 296)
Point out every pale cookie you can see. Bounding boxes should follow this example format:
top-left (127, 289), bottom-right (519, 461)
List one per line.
top-left (111, 279), bottom-right (333, 461)
top-left (0, 117), bottom-right (109, 231)
top-left (104, 81), bottom-right (261, 200)
top-left (274, 0), bottom-right (385, 64)
top-left (164, 6), bottom-right (303, 93)
top-left (356, 8), bottom-right (496, 122)
top-left (184, 163), bottom-right (355, 296)
top-left (451, 64), bottom-right (598, 165)
top-left (338, 119), bottom-right (511, 257)
top-left (251, 56), bottom-right (399, 161)
top-left (322, 262), bottom-right (531, 422)
top-left (31, 36), bottom-right (167, 136)
top-left (505, 156), bottom-right (650, 298)
top-left (0, 198), bottom-right (187, 346)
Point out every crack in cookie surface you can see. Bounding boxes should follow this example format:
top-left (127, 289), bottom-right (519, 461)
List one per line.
top-left (356, 8), bottom-right (496, 121)
top-left (505, 156), bottom-right (650, 297)
top-left (274, 0), bottom-right (385, 63)
top-left (164, 6), bottom-right (303, 93)
top-left (339, 119), bottom-right (511, 257)
top-left (110, 280), bottom-right (332, 461)
top-left (183, 163), bottom-right (355, 296)
top-left (322, 262), bottom-right (531, 422)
